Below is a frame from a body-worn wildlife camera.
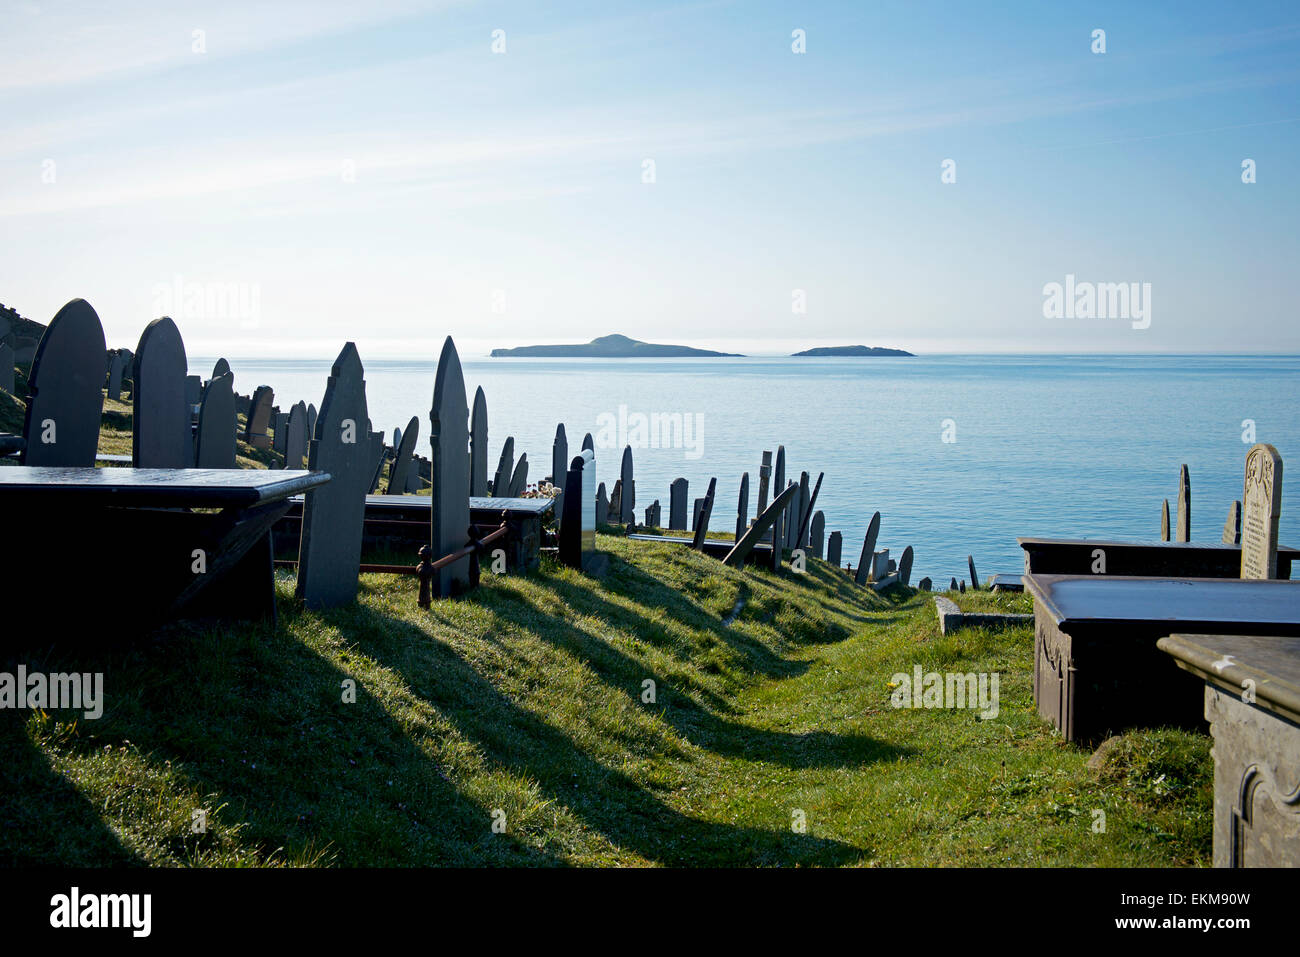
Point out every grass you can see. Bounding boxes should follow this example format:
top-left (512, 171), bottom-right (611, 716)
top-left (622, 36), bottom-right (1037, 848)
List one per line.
top-left (0, 535), bottom-right (1212, 867)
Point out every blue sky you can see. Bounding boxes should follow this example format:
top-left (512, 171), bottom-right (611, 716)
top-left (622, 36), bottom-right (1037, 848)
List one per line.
top-left (1, 0), bottom-right (1297, 356)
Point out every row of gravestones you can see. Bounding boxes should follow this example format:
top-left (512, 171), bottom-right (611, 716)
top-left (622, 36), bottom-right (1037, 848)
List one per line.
top-left (1158, 462), bottom-right (1248, 548)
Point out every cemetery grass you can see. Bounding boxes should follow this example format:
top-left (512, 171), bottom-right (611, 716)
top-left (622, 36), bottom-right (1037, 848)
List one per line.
top-left (2, 536), bottom-right (1211, 867)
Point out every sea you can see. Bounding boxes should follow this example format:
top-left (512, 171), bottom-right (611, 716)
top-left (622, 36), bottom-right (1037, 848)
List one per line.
top-left (192, 354), bottom-right (1300, 585)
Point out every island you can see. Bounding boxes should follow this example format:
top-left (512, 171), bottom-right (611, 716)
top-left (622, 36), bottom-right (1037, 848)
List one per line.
top-left (790, 345), bottom-right (914, 357)
top-left (490, 333), bottom-right (743, 358)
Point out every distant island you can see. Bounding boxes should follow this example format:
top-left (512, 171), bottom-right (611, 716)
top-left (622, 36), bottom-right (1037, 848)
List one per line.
top-left (490, 334), bottom-right (743, 358)
top-left (791, 345), bottom-right (914, 357)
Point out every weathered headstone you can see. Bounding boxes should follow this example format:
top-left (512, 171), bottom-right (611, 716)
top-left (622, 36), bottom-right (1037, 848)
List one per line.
top-left (296, 343), bottom-right (371, 608)
top-left (771, 446), bottom-right (786, 551)
top-left (429, 336), bottom-right (473, 596)
top-left (899, 545), bottom-right (914, 586)
top-left (693, 498), bottom-right (704, 530)
top-left (620, 446), bottom-right (635, 523)
top-left (131, 316), bottom-right (190, 469)
top-left (1222, 500), bottom-right (1242, 546)
top-left (854, 512), bottom-right (881, 585)
top-left (244, 385), bottom-right (275, 449)
top-left (692, 478), bottom-right (718, 550)
top-left (105, 350), bottom-right (125, 400)
top-left (22, 299), bottom-right (106, 466)
top-left (736, 472), bottom-right (750, 542)
top-left (508, 453), bottom-right (529, 497)
top-left (968, 555), bottom-right (979, 591)
top-left (595, 482), bottom-right (609, 524)
top-left (406, 454), bottom-right (423, 493)
top-left (195, 371), bottom-right (236, 468)
top-left (1241, 443), bottom-right (1283, 580)
top-left (272, 410), bottom-right (289, 455)
top-left (792, 472), bottom-right (810, 548)
top-left (0, 342), bottom-right (13, 395)
top-left (1161, 498), bottom-right (1170, 542)
top-left (551, 423), bottom-right (568, 526)
top-left (827, 531), bottom-right (842, 567)
top-left (959, 580), bottom-right (966, 593)
top-left (669, 478), bottom-right (688, 530)
top-left (870, 550), bottom-right (890, 581)
top-left (1176, 464), bottom-right (1191, 543)
top-left (493, 436), bottom-right (515, 496)
top-left (757, 451), bottom-right (773, 514)
top-left (386, 415), bottom-right (419, 493)
top-left (645, 501), bottom-right (661, 527)
top-left (470, 387), bottom-right (489, 496)
top-left (212, 357), bottom-right (231, 380)
top-left (950, 577), bottom-right (959, 591)
top-left (284, 401), bottom-right (309, 470)
top-left (560, 448), bottom-right (597, 572)
top-left (810, 511), bottom-right (825, 558)
top-left (918, 576), bottom-right (932, 591)
top-left (609, 478), bottom-right (623, 520)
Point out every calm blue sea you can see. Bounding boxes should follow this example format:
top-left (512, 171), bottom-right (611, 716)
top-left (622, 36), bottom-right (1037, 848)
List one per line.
top-left (192, 354), bottom-right (1300, 585)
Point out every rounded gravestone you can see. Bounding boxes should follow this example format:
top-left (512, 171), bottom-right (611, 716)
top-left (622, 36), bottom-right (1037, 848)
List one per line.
top-left (195, 372), bottom-right (237, 468)
top-left (22, 299), bottom-right (106, 467)
top-left (132, 316), bottom-right (190, 468)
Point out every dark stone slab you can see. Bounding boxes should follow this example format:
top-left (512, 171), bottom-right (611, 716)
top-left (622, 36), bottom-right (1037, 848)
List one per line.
top-left (724, 481), bottom-right (799, 568)
top-left (367, 429), bottom-right (386, 493)
top-left (212, 358), bottom-right (231, 380)
top-left (470, 386), bottom-right (489, 496)
top-left (595, 482), bottom-right (608, 524)
top-left (386, 415), bottom-right (419, 493)
top-left (609, 478), bottom-right (623, 521)
top-left (990, 574), bottom-right (1024, 592)
top-left (691, 477), bottom-right (717, 550)
top-left (620, 445), bottom-right (635, 523)
top-left (551, 423), bottom-right (567, 526)
top-left (810, 510), bottom-right (824, 559)
top-left (968, 555), bottom-right (980, 590)
top-left (692, 497), bottom-right (704, 530)
top-left (429, 336), bottom-right (473, 596)
top-left (284, 400), bottom-right (309, 470)
top-left (306, 403), bottom-right (317, 442)
top-left (272, 410), bottom-right (288, 455)
top-left (795, 472), bottom-right (822, 550)
top-left (244, 386), bottom-right (274, 448)
top-left (1018, 536), bottom-right (1297, 579)
top-left (1222, 500), bottom-right (1242, 545)
top-left (492, 436), bottom-right (515, 497)
top-left (736, 471), bottom-right (749, 542)
top-left (918, 577), bottom-right (932, 591)
top-left (756, 450), bottom-right (772, 514)
top-left (899, 545), bottom-right (914, 586)
top-left (22, 299), bottom-right (105, 467)
top-left (669, 477), bottom-right (688, 530)
top-left (855, 512), bottom-right (880, 585)
top-left (560, 448), bottom-right (597, 572)
top-left (195, 371), bottom-right (237, 468)
top-left (582, 433), bottom-right (593, 453)
top-left (508, 453), bottom-right (529, 497)
top-left (105, 349), bottom-right (125, 400)
top-left (827, 530), bottom-right (842, 567)
top-left (1177, 464), bottom-right (1191, 543)
top-left (0, 466), bottom-right (326, 507)
top-left (771, 446), bottom-right (786, 559)
top-left (792, 471), bottom-right (810, 549)
top-left (296, 343), bottom-right (369, 608)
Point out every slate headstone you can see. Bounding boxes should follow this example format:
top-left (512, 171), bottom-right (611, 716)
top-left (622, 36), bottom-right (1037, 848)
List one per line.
top-left (691, 477), bottom-right (718, 550)
top-left (430, 336), bottom-right (473, 596)
top-left (244, 385), bottom-right (275, 449)
top-left (757, 450), bottom-right (773, 514)
top-left (595, 482), bottom-right (609, 524)
top-left (386, 415), bottom-right (419, 493)
top-left (493, 436), bottom-right (515, 497)
top-left (284, 400), bottom-right (309, 470)
top-left (508, 453), bottom-right (529, 497)
top-left (723, 481), bottom-right (799, 567)
top-left (195, 371), bottom-right (237, 468)
top-left (736, 472), bottom-right (750, 542)
top-left (560, 448), bottom-right (597, 572)
top-left (551, 423), bottom-right (568, 526)
top-left (21, 299), bottom-right (106, 467)
top-left (297, 343), bottom-right (371, 608)
top-left (693, 498), bottom-right (704, 530)
top-left (950, 577), bottom-right (959, 591)
top-left (899, 545), bottom-right (914, 586)
top-left (368, 429), bottom-right (386, 493)
top-left (1222, 500), bottom-right (1242, 546)
top-left (620, 446), bottom-right (635, 523)
top-left (306, 402), bottom-right (317, 441)
top-left (669, 478), bottom-right (688, 530)
top-left (609, 478), bottom-right (623, 521)
top-left (185, 374), bottom-right (202, 413)
top-left (968, 555), bottom-right (979, 591)
top-left (131, 316), bottom-right (190, 469)
top-left (582, 433), bottom-right (594, 453)
top-left (827, 530), bottom-right (842, 567)
top-left (105, 350), bottom-right (125, 400)
top-left (792, 472), bottom-right (810, 549)
top-left (810, 511), bottom-right (825, 559)
top-left (272, 410), bottom-right (289, 455)
top-left (212, 357), bottom-right (231, 380)
top-left (772, 446), bottom-right (786, 551)
top-left (854, 512), bottom-right (881, 585)
top-left (918, 577), bottom-right (932, 592)
top-left (1176, 464), bottom-right (1191, 542)
top-left (470, 386), bottom-right (489, 496)
top-left (1241, 443), bottom-right (1283, 580)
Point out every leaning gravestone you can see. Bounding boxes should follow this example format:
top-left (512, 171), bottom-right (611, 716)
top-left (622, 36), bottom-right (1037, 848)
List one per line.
top-left (297, 343), bottom-right (371, 608)
top-left (493, 437), bottom-right (515, 497)
top-left (368, 429), bottom-right (386, 493)
top-left (429, 336), bottom-right (473, 596)
top-left (810, 511), bottom-right (825, 559)
top-left (195, 371), bottom-right (236, 468)
top-left (386, 415), bottom-right (419, 493)
top-left (470, 386), bottom-right (489, 496)
top-left (723, 482), bottom-right (799, 567)
top-left (968, 555), bottom-right (980, 591)
top-left (105, 350), bottom-right (125, 400)
top-left (1161, 498), bottom-right (1170, 542)
top-left (132, 316), bottom-right (190, 469)
top-left (692, 478), bottom-right (718, 550)
top-left (552, 423), bottom-right (568, 526)
top-left (1222, 500), bottom-right (1242, 545)
top-left (854, 512), bottom-right (881, 585)
top-left (669, 478), bottom-right (688, 530)
top-left (22, 299), bottom-right (106, 466)
top-left (284, 401), bottom-right (309, 470)
top-left (736, 472), bottom-right (750, 542)
top-left (827, 531), bottom-right (842, 567)
top-left (244, 385), bottom-right (275, 449)
top-left (1177, 464), bottom-right (1191, 542)
top-left (620, 446), bottom-right (636, 523)
top-left (1241, 443), bottom-right (1283, 580)
top-left (0, 342), bottom-right (13, 395)
top-left (595, 482), bottom-right (609, 524)
top-left (899, 545), bottom-right (914, 586)
top-left (693, 498), bottom-right (704, 530)
top-left (508, 454), bottom-right (529, 497)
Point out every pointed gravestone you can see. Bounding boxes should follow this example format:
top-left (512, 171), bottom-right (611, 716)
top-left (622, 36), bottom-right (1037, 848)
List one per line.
top-left (797, 473), bottom-right (823, 550)
top-left (368, 429), bottom-right (386, 493)
top-left (950, 577), bottom-right (959, 591)
top-left (552, 423), bottom-right (568, 526)
top-left (105, 350), bottom-right (125, 400)
top-left (1161, 498), bottom-right (1170, 542)
top-left (691, 478), bottom-right (718, 550)
top-left (212, 357), bottom-right (231, 380)
top-left (854, 512), bottom-right (881, 585)
top-left (620, 446), bottom-right (635, 523)
top-left (131, 316), bottom-right (190, 469)
top-left (284, 401), bottom-right (309, 470)
top-left (1176, 464), bottom-right (1191, 542)
top-left (1222, 500), bottom-right (1242, 545)
top-left (899, 546), bottom-right (914, 586)
top-left (1240, 443), bottom-right (1283, 580)
top-left (297, 343), bottom-right (371, 608)
top-left (244, 385), bottom-right (274, 449)
top-left (195, 371), bottom-right (236, 468)
top-left (470, 387), bottom-right (489, 496)
top-left (430, 337), bottom-right (473, 597)
top-left (609, 479), bottom-right (622, 521)
top-left (0, 342), bottom-right (13, 395)
top-left (306, 403), bottom-right (317, 442)
top-left (386, 415), bottom-right (419, 494)
top-left (771, 446), bottom-right (787, 551)
top-left (736, 472), bottom-right (750, 542)
top-left (810, 511), bottom-right (825, 559)
top-left (509, 454), bottom-right (529, 497)
top-left (582, 433), bottom-right (594, 453)
top-left (22, 299), bottom-right (106, 466)
top-left (669, 478), bottom-right (688, 530)
top-left (595, 482), bottom-right (609, 524)
top-left (968, 555), bottom-right (980, 590)
top-left (493, 437), bottom-right (515, 497)
top-left (827, 531), bottom-right (842, 567)
top-left (757, 451), bottom-right (773, 514)
top-left (790, 472), bottom-right (810, 549)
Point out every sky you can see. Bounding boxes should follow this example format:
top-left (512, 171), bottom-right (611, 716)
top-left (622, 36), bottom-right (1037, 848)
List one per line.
top-left (1, 0), bottom-right (1298, 357)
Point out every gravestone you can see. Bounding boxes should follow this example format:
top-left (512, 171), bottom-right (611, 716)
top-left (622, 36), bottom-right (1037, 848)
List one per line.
top-left (827, 531), bottom-right (842, 567)
top-left (296, 342), bottom-right (371, 608)
top-left (429, 336), bottom-right (473, 596)
top-left (493, 436), bottom-right (515, 497)
top-left (1161, 498), bottom-right (1170, 542)
top-left (693, 498), bottom-right (704, 530)
top-left (212, 357), bottom-right (231, 380)
top-left (1241, 443), bottom-right (1283, 580)
top-left (508, 454), bottom-right (529, 497)
top-left (669, 478), bottom-right (688, 530)
top-left (723, 481), bottom-right (799, 567)
top-left (645, 501), bottom-right (661, 527)
top-left (272, 410), bottom-right (289, 455)
top-left (235, 392), bottom-right (250, 416)
top-left (1222, 500), bottom-right (1242, 545)
top-left (918, 577), bottom-right (932, 591)
top-left (691, 478), bottom-right (718, 550)
top-left (244, 385), bottom-right (275, 449)
top-left (1176, 464), bottom-right (1191, 542)
top-left (968, 555), bottom-right (979, 590)
top-left (595, 483), bottom-right (609, 524)
top-left (105, 350), bottom-right (125, 400)
top-left (386, 415), bottom-right (419, 493)
top-left (470, 386), bottom-right (489, 496)
top-left (854, 512), bottom-right (881, 585)
top-left (21, 299), bottom-right (106, 467)
top-left (132, 316), bottom-right (190, 469)
top-left (368, 429), bottom-right (386, 493)
top-left (560, 448), bottom-right (597, 572)
top-left (551, 423), bottom-right (568, 526)
top-left (0, 342), bottom-right (13, 395)
top-left (284, 401), bottom-right (309, 470)
top-left (810, 511), bottom-right (825, 558)
top-left (582, 433), bottom-right (594, 452)
top-left (195, 371), bottom-right (236, 468)
top-left (185, 375), bottom-right (202, 413)
top-left (609, 479), bottom-right (623, 521)
top-left (870, 550), bottom-right (890, 581)
top-left (736, 472), bottom-right (749, 542)
top-left (950, 577), bottom-right (959, 591)
top-left (899, 545), bottom-right (914, 586)
top-left (792, 472), bottom-right (810, 549)
top-left (306, 403), bottom-right (317, 441)
top-left (771, 446), bottom-right (787, 550)
top-left (620, 446), bottom-right (635, 523)
top-left (757, 451), bottom-right (773, 514)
